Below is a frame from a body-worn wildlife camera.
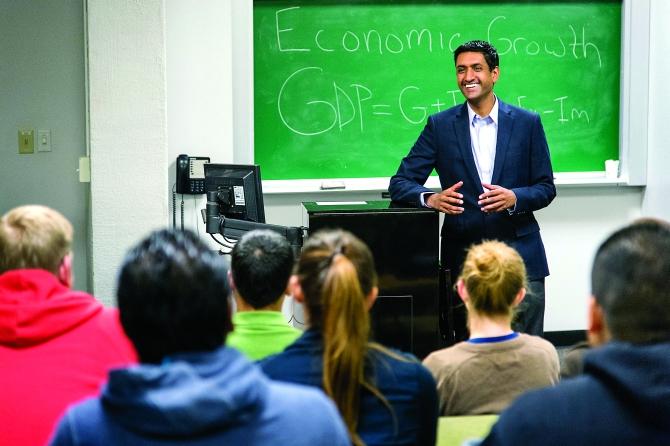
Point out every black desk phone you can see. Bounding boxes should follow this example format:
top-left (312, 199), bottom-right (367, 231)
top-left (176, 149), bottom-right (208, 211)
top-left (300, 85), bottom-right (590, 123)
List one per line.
top-left (176, 154), bottom-right (210, 194)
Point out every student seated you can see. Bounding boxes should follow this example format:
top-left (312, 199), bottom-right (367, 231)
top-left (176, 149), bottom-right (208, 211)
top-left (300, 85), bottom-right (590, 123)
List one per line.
top-left (423, 240), bottom-right (559, 416)
top-left (226, 230), bottom-right (301, 360)
top-left (0, 205), bottom-right (136, 446)
top-left (260, 229), bottom-right (438, 446)
top-left (559, 340), bottom-right (589, 379)
top-left (49, 229), bottom-right (350, 446)
top-left (480, 219), bottom-right (670, 445)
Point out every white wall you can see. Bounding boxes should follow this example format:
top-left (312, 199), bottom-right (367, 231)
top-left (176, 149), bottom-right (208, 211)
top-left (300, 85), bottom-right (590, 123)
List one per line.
top-left (87, 0), bottom-right (169, 304)
top-left (0, 1), bottom-right (89, 292)
top-left (166, 0), bottom-right (233, 240)
top-left (642, 0), bottom-right (670, 220)
top-left (539, 186), bottom-right (643, 330)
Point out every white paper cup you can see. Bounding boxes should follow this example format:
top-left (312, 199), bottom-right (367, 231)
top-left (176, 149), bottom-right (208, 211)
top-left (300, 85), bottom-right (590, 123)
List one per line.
top-left (605, 159), bottom-right (619, 179)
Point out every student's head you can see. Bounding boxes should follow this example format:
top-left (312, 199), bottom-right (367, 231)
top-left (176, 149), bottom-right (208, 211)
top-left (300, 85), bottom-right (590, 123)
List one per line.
top-left (454, 40), bottom-right (499, 71)
top-left (590, 218), bottom-right (670, 344)
top-left (291, 229), bottom-right (379, 446)
top-left (116, 229), bottom-right (232, 364)
top-left (0, 205), bottom-right (74, 286)
top-left (230, 230), bottom-right (294, 309)
top-left (457, 240), bottom-right (527, 319)
top-left (294, 229), bottom-right (378, 329)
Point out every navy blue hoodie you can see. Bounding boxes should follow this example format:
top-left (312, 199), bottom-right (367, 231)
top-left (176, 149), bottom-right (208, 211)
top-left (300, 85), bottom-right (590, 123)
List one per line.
top-left (49, 346), bottom-right (349, 445)
top-left (481, 341), bottom-right (670, 446)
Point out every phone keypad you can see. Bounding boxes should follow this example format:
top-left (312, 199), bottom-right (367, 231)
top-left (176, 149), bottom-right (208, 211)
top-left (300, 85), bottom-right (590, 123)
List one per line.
top-left (191, 180), bottom-right (205, 193)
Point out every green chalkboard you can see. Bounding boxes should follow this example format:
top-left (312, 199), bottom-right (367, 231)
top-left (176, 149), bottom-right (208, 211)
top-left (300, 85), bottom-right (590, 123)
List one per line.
top-left (254, 1), bottom-right (621, 180)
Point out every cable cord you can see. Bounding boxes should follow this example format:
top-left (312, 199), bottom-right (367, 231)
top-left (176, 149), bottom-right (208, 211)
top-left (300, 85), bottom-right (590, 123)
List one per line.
top-left (193, 195), bottom-right (200, 237)
top-left (209, 233), bottom-right (235, 249)
top-left (180, 194), bottom-right (185, 230)
top-left (171, 184), bottom-right (177, 228)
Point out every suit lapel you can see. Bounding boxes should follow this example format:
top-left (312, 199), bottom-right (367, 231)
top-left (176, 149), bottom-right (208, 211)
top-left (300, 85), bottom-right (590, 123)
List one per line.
top-left (454, 103), bottom-right (482, 189)
top-left (492, 100), bottom-right (513, 185)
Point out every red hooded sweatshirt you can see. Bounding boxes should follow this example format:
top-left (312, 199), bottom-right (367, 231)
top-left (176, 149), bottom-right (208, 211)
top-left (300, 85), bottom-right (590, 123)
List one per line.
top-left (0, 269), bottom-right (137, 445)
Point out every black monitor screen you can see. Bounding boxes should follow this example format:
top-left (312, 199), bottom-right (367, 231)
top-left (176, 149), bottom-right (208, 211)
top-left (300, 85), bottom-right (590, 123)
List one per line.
top-left (204, 164), bottom-right (265, 223)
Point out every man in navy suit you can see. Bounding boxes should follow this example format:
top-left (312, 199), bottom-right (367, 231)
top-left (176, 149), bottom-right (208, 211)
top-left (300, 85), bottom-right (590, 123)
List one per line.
top-left (389, 40), bottom-right (555, 339)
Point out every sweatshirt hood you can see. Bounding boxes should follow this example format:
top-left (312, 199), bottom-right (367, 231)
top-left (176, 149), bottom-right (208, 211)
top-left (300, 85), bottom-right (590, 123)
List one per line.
top-left (584, 341), bottom-right (670, 427)
top-left (0, 269), bottom-right (102, 347)
top-left (102, 347), bottom-right (269, 437)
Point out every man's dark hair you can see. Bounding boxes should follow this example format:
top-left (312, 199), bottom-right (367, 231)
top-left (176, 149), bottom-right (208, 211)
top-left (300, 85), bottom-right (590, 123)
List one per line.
top-left (591, 218), bottom-right (670, 343)
top-left (116, 229), bottom-right (232, 363)
top-left (231, 229), bottom-right (294, 309)
top-left (454, 40), bottom-right (499, 71)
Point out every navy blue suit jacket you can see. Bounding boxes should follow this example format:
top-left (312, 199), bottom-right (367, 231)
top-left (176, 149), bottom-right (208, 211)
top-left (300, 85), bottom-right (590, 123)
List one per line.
top-left (389, 100), bottom-right (555, 280)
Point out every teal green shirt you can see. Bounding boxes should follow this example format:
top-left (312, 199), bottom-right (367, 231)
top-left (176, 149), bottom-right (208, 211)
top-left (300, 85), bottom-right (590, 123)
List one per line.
top-left (227, 311), bottom-right (301, 360)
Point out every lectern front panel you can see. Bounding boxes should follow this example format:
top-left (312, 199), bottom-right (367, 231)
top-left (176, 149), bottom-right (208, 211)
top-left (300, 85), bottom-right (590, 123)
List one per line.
top-left (304, 201), bottom-right (443, 359)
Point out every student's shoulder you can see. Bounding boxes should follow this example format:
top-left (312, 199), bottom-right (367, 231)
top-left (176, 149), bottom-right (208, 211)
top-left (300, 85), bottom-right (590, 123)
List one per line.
top-left (256, 352), bottom-right (281, 376)
top-left (519, 333), bottom-right (558, 353)
top-left (482, 377), bottom-right (594, 445)
top-left (267, 380), bottom-right (327, 404)
top-left (371, 346), bottom-right (436, 384)
top-left (423, 342), bottom-right (471, 362)
top-left (64, 396), bottom-right (104, 421)
top-left (257, 349), bottom-right (300, 373)
top-left (370, 345), bottom-right (420, 366)
top-left (264, 381), bottom-right (349, 443)
top-left (509, 374), bottom-right (598, 414)
top-left (49, 397), bottom-right (105, 445)
top-left (258, 347), bottom-right (321, 389)
top-left (87, 307), bottom-right (138, 362)
top-left (92, 305), bottom-right (125, 334)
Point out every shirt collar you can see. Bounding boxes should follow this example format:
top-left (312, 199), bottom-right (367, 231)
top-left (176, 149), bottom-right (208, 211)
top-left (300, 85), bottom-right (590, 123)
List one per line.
top-left (467, 96), bottom-right (499, 126)
top-left (468, 331), bottom-right (519, 344)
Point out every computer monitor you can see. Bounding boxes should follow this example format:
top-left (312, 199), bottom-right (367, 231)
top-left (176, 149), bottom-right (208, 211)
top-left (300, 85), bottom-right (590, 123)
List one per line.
top-left (204, 163), bottom-right (265, 223)
top-left (203, 163), bottom-right (303, 252)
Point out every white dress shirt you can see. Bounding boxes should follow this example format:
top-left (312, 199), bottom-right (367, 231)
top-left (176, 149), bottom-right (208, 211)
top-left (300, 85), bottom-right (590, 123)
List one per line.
top-left (467, 98), bottom-right (499, 188)
top-left (420, 99), bottom-right (499, 207)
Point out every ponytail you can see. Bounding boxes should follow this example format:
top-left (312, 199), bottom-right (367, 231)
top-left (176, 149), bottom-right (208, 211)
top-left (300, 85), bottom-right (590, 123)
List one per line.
top-left (321, 255), bottom-right (369, 445)
top-left (297, 230), bottom-right (390, 446)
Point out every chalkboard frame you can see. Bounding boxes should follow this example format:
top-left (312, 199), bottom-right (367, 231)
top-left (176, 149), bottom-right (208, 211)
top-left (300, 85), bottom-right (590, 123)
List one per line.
top-left (230, 0), bottom-right (649, 193)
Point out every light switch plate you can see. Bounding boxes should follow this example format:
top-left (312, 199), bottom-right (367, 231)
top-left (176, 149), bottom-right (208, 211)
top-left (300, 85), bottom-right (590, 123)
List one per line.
top-left (37, 129), bottom-right (52, 152)
top-left (18, 130), bottom-right (34, 154)
top-left (78, 157), bottom-right (91, 183)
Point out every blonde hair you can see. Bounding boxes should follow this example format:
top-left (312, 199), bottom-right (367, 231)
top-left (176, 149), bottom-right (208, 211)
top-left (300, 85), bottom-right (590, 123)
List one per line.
top-left (298, 229), bottom-right (390, 446)
top-left (0, 205), bottom-right (73, 275)
top-left (459, 240), bottom-right (527, 318)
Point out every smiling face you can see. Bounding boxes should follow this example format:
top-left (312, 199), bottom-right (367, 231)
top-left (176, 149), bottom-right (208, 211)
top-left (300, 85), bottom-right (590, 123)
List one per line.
top-left (456, 51), bottom-right (499, 110)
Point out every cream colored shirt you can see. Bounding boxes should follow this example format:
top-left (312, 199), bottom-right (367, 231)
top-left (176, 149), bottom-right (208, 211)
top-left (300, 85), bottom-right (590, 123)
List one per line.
top-left (423, 333), bottom-right (559, 416)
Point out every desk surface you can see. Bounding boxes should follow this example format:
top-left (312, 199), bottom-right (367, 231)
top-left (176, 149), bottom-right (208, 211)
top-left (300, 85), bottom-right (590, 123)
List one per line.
top-left (437, 415), bottom-right (498, 446)
top-left (303, 199), bottom-right (435, 214)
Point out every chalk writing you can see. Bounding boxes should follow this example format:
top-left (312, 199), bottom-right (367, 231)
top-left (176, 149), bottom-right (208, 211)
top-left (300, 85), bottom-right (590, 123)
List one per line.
top-left (487, 16), bottom-right (603, 67)
top-left (275, 7), bottom-right (604, 66)
top-left (278, 67), bottom-right (593, 136)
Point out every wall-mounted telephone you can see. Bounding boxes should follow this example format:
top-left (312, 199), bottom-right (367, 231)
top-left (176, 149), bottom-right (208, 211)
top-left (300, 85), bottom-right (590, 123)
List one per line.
top-left (176, 154), bottom-right (210, 194)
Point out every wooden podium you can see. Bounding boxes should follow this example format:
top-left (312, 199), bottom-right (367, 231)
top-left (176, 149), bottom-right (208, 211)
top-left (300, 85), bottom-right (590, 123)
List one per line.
top-left (303, 200), bottom-right (447, 359)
